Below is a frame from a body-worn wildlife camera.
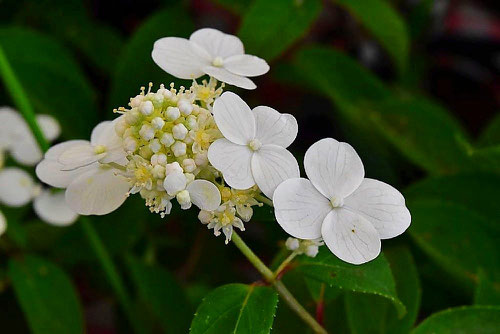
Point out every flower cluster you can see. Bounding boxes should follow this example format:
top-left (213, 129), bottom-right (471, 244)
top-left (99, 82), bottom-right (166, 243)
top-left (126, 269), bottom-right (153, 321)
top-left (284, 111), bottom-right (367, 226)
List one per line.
top-left (34, 27), bottom-right (411, 264)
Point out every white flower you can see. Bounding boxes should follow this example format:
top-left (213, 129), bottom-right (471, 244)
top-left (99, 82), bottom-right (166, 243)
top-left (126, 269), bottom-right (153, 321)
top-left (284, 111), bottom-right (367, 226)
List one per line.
top-left (0, 210), bottom-right (6, 236)
top-left (273, 138), bottom-right (411, 265)
top-left (208, 92), bottom-right (299, 198)
top-left (36, 120), bottom-right (131, 215)
top-left (0, 167), bottom-right (78, 226)
top-left (152, 28), bottom-right (269, 90)
top-left (0, 107), bottom-right (60, 166)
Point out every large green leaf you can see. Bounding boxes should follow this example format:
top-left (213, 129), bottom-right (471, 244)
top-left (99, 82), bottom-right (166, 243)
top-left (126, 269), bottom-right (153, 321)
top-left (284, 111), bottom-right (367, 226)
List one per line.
top-left (345, 246), bottom-right (421, 334)
top-left (411, 306), bottom-right (500, 334)
top-left (335, 0), bottom-right (409, 73)
top-left (107, 5), bottom-right (193, 114)
top-left (8, 255), bottom-right (84, 334)
top-left (0, 27), bottom-right (98, 138)
top-left (126, 256), bottom-right (192, 333)
top-left (474, 270), bottom-right (500, 306)
top-left (238, 0), bottom-right (322, 61)
top-left (190, 283), bottom-right (278, 334)
top-left (292, 248), bottom-right (405, 316)
top-left (478, 112), bottom-right (500, 146)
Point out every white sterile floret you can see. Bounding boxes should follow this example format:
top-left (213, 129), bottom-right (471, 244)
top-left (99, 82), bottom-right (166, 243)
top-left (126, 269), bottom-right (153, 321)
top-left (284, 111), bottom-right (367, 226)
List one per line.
top-left (151, 117), bottom-right (165, 130)
top-left (178, 99), bottom-right (193, 115)
top-left (0, 167), bottom-right (38, 207)
top-left (172, 123), bottom-right (188, 140)
top-left (160, 133), bottom-right (175, 147)
top-left (152, 28), bottom-right (270, 90)
top-left (172, 141), bottom-right (187, 157)
top-left (33, 190), bottom-right (78, 226)
top-left (139, 100), bottom-right (154, 115)
top-left (273, 138), bottom-right (411, 265)
top-left (208, 92), bottom-right (299, 198)
top-left (166, 106), bottom-right (181, 121)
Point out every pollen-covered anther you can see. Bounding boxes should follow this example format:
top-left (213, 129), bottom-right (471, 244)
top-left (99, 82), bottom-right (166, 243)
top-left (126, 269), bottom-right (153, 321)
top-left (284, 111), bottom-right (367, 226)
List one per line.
top-left (248, 139), bottom-right (262, 151)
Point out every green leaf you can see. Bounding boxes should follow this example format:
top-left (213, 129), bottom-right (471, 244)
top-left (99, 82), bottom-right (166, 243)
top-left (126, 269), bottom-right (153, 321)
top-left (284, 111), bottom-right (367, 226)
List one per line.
top-left (474, 270), bottom-right (500, 306)
top-left (238, 0), bottom-right (322, 61)
top-left (345, 246), bottom-right (421, 334)
top-left (190, 283), bottom-right (278, 334)
top-left (108, 5), bottom-right (194, 114)
top-left (126, 256), bottom-right (192, 333)
top-left (8, 255), bottom-right (84, 334)
top-left (0, 27), bottom-right (98, 138)
top-left (335, 0), bottom-right (409, 73)
top-left (292, 248), bottom-right (406, 317)
top-left (411, 306), bottom-right (500, 334)
top-left (478, 112), bottom-right (500, 146)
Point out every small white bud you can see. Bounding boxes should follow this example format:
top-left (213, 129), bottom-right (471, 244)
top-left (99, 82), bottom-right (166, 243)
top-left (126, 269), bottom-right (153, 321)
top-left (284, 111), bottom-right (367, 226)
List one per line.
top-left (184, 173), bottom-right (195, 184)
top-left (130, 95), bottom-right (143, 108)
top-left (182, 158), bottom-right (196, 173)
top-left (285, 237), bottom-right (300, 251)
top-left (184, 131), bottom-right (195, 144)
top-left (172, 123), bottom-right (188, 140)
top-left (149, 139), bottom-right (161, 153)
top-left (156, 153), bottom-right (167, 166)
top-left (171, 141), bottom-right (186, 157)
top-left (139, 100), bottom-right (154, 115)
top-left (198, 210), bottom-right (213, 224)
top-left (151, 154), bottom-right (159, 165)
top-left (125, 108), bottom-right (141, 125)
top-left (163, 90), bottom-right (173, 100)
top-left (185, 115), bottom-right (198, 130)
top-left (176, 190), bottom-right (191, 210)
top-left (305, 245), bottom-right (319, 258)
top-left (153, 92), bottom-right (164, 105)
top-left (160, 133), bottom-right (174, 147)
top-left (114, 117), bottom-right (127, 137)
top-left (151, 165), bottom-right (165, 179)
top-left (166, 107), bottom-right (180, 121)
top-left (165, 162), bottom-right (183, 175)
top-left (151, 117), bottom-right (165, 130)
top-left (139, 124), bottom-right (155, 141)
top-left (178, 99), bottom-right (193, 116)
top-left (194, 152), bottom-right (208, 166)
top-left (124, 137), bottom-right (137, 152)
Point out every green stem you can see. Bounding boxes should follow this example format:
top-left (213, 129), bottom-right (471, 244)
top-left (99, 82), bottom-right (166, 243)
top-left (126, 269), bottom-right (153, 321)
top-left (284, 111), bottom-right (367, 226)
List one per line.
top-left (0, 45), bottom-right (49, 152)
top-left (232, 232), bottom-right (327, 334)
top-left (273, 251), bottom-right (298, 279)
top-left (255, 193), bottom-right (274, 207)
top-left (0, 43), bottom-right (144, 334)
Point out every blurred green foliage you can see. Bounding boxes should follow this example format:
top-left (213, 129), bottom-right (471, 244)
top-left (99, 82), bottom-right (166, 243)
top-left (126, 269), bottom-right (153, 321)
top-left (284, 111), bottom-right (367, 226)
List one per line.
top-left (0, 0), bottom-right (498, 333)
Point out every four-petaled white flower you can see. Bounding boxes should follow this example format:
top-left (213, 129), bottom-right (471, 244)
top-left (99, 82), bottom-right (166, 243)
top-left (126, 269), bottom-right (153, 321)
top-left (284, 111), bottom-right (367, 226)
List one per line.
top-left (0, 167), bottom-right (78, 226)
top-left (36, 118), bottom-right (132, 215)
top-left (273, 138), bottom-right (411, 265)
top-left (0, 107), bottom-right (61, 166)
top-left (208, 92), bottom-right (299, 198)
top-left (152, 28), bottom-right (269, 90)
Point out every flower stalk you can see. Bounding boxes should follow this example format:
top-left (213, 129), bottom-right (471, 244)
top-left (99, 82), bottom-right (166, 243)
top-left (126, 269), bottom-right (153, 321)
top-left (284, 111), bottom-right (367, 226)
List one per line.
top-left (231, 231), bottom-right (328, 334)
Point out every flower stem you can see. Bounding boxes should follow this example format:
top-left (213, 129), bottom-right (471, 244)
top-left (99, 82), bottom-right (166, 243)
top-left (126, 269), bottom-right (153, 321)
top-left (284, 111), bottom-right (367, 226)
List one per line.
top-left (273, 251), bottom-right (298, 279)
top-left (255, 193), bottom-right (274, 207)
top-left (0, 43), bottom-right (144, 334)
top-left (231, 232), bottom-right (327, 334)
top-left (0, 45), bottom-right (49, 152)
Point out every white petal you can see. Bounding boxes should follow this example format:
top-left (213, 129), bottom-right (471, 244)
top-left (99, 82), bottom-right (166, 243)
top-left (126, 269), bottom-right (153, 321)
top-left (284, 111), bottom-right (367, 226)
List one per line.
top-left (304, 138), bottom-right (364, 199)
top-left (44, 140), bottom-right (91, 160)
top-left (152, 37), bottom-right (209, 79)
top-left (33, 190), bottom-right (78, 226)
top-left (36, 159), bottom-right (97, 188)
top-left (163, 171), bottom-right (187, 196)
top-left (224, 54), bottom-right (269, 77)
top-left (65, 166), bottom-right (130, 215)
top-left (253, 106), bottom-right (298, 148)
top-left (207, 138), bottom-right (254, 189)
top-left (251, 144), bottom-right (300, 198)
top-left (92, 119), bottom-right (127, 164)
top-left (344, 178), bottom-right (411, 239)
top-left (58, 143), bottom-right (99, 170)
top-left (0, 107), bottom-right (25, 148)
top-left (0, 210), bottom-right (6, 236)
top-left (36, 114), bottom-right (61, 142)
top-left (9, 137), bottom-right (43, 166)
top-left (204, 66), bottom-right (256, 90)
top-left (90, 121), bottom-right (111, 145)
top-left (321, 209), bottom-right (381, 265)
top-left (212, 92), bottom-right (256, 144)
top-left (273, 178), bottom-right (331, 239)
top-left (0, 167), bottom-right (36, 207)
top-left (189, 28), bottom-right (244, 58)
top-left (186, 179), bottom-right (221, 211)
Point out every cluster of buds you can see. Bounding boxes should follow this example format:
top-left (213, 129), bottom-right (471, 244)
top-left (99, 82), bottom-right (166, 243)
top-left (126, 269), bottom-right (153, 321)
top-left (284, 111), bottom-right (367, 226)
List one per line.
top-left (285, 237), bottom-right (324, 258)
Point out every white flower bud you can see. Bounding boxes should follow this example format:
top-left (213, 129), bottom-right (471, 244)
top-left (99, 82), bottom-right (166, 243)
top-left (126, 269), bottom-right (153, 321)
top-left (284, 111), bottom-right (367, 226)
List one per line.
top-left (150, 154), bottom-right (159, 165)
top-left (156, 153), bottom-right (167, 166)
top-left (194, 152), bottom-right (208, 166)
top-left (130, 95), bottom-right (143, 108)
top-left (182, 158), bottom-right (196, 173)
top-left (160, 133), bottom-right (174, 147)
top-left (139, 124), bottom-right (155, 141)
top-left (114, 117), bottom-right (127, 137)
top-left (185, 115), bottom-right (198, 130)
top-left (125, 108), bottom-right (141, 125)
top-left (151, 165), bottom-right (165, 179)
top-left (184, 173), bottom-right (195, 184)
top-left (171, 141), bottom-right (186, 157)
top-left (198, 210), bottom-right (213, 224)
top-left (165, 162), bottom-right (183, 175)
top-left (153, 92), bottom-right (164, 105)
top-left (166, 106), bottom-right (180, 121)
top-left (172, 123), bottom-right (188, 140)
top-left (305, 244), bottom-right (319, 258)
top-left (285, 237), bottom-right (300, 251)
top-left (176, 190), bottom-right (191, 210)
top-left (151, 117), bottom-right (165, 130)
top-left (178, 99), bottom-right (193, 116)
top-left (149, 139), bottom-right (161, 153)
top-left (139, 100), bottom-right (154, 116)
top-left (124, 137), bottom-right (137, 152)
top-left (163, 90), bottom-right (173, 100)
top-left (184, 131), bottom-right (194, 144)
